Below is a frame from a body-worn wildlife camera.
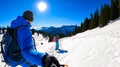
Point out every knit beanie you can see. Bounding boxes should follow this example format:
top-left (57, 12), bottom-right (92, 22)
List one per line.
top-left (23, 10), bottom-right (33, 21)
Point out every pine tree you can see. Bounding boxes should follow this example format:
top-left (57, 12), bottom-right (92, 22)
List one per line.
top-left (118, 0), bottom-right (120, 15)
top-left (72, 25), bottom-right (81, 35)
top-left (99, 4), bottom-right (110, 27)
top-left (82, 17), bottom-right (90, 31)
top-left (89, 13), bottom-right (94, 29)
top-left (110, 0), bottom-right (119, 20)
top-left (80, 22), bottom-right (84, 32)
top-left (93, 9), bottom-right (99, 28)
top-left (104, 4), bottom-right (110, 25)
top-left (115, 0), bottom-right (119, 18)
top-left (1, 27), bottom-right (5, 34)
top-left (48, 34), bottom-right (53, 42)
top-left (0, 27), bottom-right (1, 34)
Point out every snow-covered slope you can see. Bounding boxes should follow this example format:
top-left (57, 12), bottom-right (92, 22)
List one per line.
top-left (59, 19), bottom-right (120, 67)
top-left (0, 18), bottom-right (120, 67)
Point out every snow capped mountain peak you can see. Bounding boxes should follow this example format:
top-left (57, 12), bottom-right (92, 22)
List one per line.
top-left (40, 25), bottom-right (76, 36)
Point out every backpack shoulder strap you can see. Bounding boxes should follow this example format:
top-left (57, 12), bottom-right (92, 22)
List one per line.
top-left (32, 37), bottom-right (37, 51)
top-left (16, 25), bottom-right (23, 30)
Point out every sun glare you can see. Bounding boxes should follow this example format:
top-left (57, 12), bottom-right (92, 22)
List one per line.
top-left (37, 2), bottom-right (47, 12)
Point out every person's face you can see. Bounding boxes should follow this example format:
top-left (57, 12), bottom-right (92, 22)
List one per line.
top-left (28, 21), bottom-right (32, 24)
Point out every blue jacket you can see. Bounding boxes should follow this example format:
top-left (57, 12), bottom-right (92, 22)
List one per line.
top-left (11, 16), bottom-right (33, 50)
top-left (9, 16), bottom-right (45, 66)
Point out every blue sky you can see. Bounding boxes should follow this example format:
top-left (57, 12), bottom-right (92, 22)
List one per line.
top-left (0, 0), bottom-right (110, 28)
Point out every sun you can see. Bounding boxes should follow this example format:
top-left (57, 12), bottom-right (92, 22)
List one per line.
top-left (37, 2), bottom-right (47, 12)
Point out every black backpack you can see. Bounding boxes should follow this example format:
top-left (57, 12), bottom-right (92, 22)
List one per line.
top-left (0, 27), bottom-right (25, 66)
top-left (0, 27), bottom-right (37, 66)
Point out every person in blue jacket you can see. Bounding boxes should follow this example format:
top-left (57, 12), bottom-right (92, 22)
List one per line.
top-left (8, 10), bottom-right (60, 67)
top-left (53, 34), bottom-right (68, 53)
top-left (55, 34), bottom-right (60, 50)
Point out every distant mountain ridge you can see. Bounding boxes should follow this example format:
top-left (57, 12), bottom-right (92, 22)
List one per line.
top-left (40, 25), bottom-right (76, 36)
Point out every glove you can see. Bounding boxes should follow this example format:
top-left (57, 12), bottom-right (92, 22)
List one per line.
top-left (42, 55), bottom-right (60, 67)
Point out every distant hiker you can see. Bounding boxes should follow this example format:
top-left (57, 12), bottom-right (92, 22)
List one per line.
top-left (2, 10), bottom-right (60, 67)
top-left (52, 34), bottom-right (60, 50)
top-left (52, 35), bottom-right (68, 54)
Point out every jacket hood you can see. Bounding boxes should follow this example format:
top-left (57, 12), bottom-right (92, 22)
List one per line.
top-left (11, 16), bottom-right (31, 28)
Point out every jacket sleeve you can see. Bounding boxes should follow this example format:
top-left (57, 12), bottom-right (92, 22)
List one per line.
top-left (17, 26), bottom-right (45, 66)
top-left (17, 26), bottom-right (34, 50)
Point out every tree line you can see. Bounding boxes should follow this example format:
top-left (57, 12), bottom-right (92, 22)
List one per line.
top-left (69, 0), bottom-right (120, 37)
